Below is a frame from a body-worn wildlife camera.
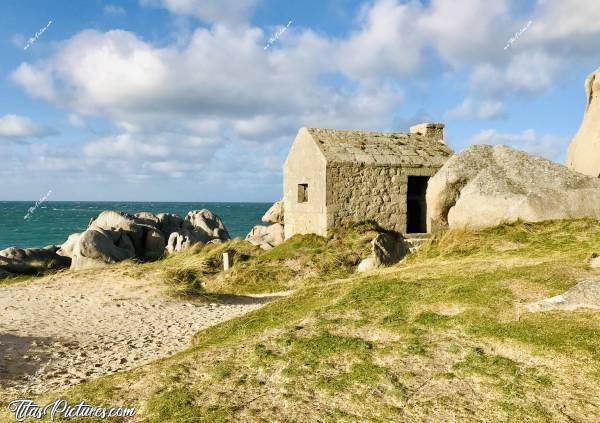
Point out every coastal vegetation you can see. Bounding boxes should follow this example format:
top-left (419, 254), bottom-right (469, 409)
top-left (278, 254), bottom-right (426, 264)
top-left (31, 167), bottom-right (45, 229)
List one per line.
top-left (126, 221), bottom-right (381, 297)
top-left (9, 218), bottom-right (599, 422)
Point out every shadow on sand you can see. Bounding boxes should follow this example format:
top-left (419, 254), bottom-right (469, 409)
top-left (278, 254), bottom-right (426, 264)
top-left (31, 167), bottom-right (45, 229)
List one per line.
top-left (0, 333), bottom-right (56, 388)
top-left (190, 293), bottom-right (289, 306)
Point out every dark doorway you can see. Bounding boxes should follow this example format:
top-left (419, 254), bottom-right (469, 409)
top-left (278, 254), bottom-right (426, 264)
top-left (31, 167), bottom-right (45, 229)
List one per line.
top-left (406, 176), bottom-right (429, 233)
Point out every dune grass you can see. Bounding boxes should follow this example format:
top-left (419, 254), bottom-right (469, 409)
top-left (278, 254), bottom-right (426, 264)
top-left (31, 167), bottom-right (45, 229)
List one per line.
top-left (126, 221), bottom-right (381, 297)
top-left (0, 269), bottom-right (63, 287)
top-left (0, 274), bottom-right (34, 286)
top-left (5, 219), bottom-right (600, 422)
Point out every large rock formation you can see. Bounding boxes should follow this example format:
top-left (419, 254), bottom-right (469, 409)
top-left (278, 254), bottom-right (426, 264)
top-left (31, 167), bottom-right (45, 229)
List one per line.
top-left (262, 200), bottom-right (284, 224)
top-left (184, 209), bottom-right (230, 242)
top-left (69, 228), bottom-right (136, 270)
top-left (157, 213), bottom-right (185, 236)
top-left (134, 212), bottom-right (161, 226)
top-left (427, 144), bottom-right (600, 230)
top-left (246, 201), bottom-right (286, 250)
top-left (3, 208), bottom-right (231, 274)
top-left (166, 230), bottom-right (203, 254)
top-left (0, 209), bottom-right (230, 277)
top-left (57, 233), bottom-right (81, 258)
top-left (59, 209), bottom-right (230, 269)
top-left (0, 245), bottom-right (71, 274)
top-left (88, 211), bottom-right (164, 259)
top-left (567, 67), bottom-right (600, 176)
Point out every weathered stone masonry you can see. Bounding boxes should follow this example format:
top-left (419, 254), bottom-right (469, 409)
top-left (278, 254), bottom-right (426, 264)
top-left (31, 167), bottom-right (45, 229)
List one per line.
top-left (326, 164), bottom-right (439, 233)
top-left (283, 125), bottom-right (453, 239)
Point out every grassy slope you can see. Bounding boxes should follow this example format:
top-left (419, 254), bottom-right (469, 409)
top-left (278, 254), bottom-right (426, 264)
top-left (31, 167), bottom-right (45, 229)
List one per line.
top-left (123, 221), bottom-right (380, 297)
top-left (0, 274), bottom-right (35, 286)
top-left (8, 220), bottom-right (600, 422)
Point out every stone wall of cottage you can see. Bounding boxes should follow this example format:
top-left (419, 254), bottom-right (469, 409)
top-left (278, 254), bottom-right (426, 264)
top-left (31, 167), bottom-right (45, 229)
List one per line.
top-left (283, 129), bottom-right (329, 239)
top-left (325, 164), bottom-right (439, 233)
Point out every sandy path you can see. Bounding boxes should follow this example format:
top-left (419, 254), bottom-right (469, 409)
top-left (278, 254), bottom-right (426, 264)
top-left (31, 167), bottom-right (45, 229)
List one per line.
top-left (0, 269), bottom-right (281, 396)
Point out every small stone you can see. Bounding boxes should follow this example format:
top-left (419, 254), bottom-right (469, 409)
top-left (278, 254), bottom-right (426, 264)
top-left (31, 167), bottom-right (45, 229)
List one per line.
top-left (526, 279), bottom-right (600, 313)
top-left (588, 253), bottom-right (600, 268)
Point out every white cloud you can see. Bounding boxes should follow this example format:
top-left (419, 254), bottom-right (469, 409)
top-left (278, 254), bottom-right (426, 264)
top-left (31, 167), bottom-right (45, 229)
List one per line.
top-left (49, 30), bottom-right (169, 115)
top-left (14, 0), bottom-right (598, 126)
top-left (469, 50), bottom-right (563, 98)
top-left (12, 63), bottom-right (56, 101)
top-left (104, 4), bottom-right (126, 15)
top-left (459, 1), bottom-right (600, 101)
top-left (418, 0), bottom-right (509, 65)
top-left (67, 114), bottom-right (87, 129)
top-left (11, 23), bottom-right (402, 138)
top-left (139, 0), bottom-right (258, 25)
top-left (478, 100), bottom-right (505, 119)
top-left (337, 0), bottom-right (425, 78)
top-left (336, 0), bottom-right (515, 79)
top-left (10, 0), bottom-right (600, 199)
top-left (445, 98), bottom-right (505, 120)
top-left (526, 0), bottom-right (600, 54)
top-left (11, 34), bottom-right (26, 49)
top-left (467, 128), bottom-right (569, 162)
top-left (12, 27), bottom-right (304, 120)
top-left (83, 134), bottom-right (169, 159)
top-left (0, 114), bottom-right (57, 141)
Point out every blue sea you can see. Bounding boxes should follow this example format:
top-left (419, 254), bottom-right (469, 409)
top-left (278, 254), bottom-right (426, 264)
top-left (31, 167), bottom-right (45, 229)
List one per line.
top-left (0, 202), bottom-right (271, 250)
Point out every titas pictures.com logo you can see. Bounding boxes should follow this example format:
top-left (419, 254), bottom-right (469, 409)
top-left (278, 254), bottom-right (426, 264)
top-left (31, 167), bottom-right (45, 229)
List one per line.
top-left (7, 399), bottom-right (136, 421)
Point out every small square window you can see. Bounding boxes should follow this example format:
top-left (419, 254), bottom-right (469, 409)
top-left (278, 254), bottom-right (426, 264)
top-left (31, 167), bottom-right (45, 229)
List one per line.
top-left (298, 183), bottom-right (308, 203)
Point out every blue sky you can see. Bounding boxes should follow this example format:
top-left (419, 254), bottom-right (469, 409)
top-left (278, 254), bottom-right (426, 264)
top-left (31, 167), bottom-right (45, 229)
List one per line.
top-left (1, 0), bottom-right (599, 201)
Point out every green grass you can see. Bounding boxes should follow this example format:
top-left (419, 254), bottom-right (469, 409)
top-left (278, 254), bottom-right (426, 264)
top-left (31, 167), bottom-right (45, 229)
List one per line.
top-left (5, 218), bottom-right (600, 421)
top-left (132, 221), bottom-right (381, 297)
top-left (0, 273), bottom-right (35, 285)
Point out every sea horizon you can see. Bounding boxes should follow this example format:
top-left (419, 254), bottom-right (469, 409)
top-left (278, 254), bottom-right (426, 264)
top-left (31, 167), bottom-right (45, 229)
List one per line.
top-left (0, 201), bottom-right (272, 250)
top-left (0, 200), bottom-right (276, 204)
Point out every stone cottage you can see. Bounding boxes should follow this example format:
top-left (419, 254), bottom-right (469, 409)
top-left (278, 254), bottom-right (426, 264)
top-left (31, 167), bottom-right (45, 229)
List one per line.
top-left (283, 124), bottom-right (453, 239)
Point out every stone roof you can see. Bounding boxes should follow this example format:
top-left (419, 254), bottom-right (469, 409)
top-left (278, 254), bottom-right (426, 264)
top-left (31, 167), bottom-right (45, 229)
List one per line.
top-left (306, 128), bottom-right (453, 167)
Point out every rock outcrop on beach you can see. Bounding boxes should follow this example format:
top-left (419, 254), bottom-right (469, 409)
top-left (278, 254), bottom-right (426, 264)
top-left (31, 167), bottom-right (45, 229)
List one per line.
top-left (567, 66), bottom-right (600, 176)
top-left (166, 230), bottom-right (203, 254)
top-left (0, 246), bottom-right (71, 275)
top-left (426, 144), bottom-right (600, 230)
top-left (0, 209), bottom-right (230, 278)
top-left (68, 228), bottom-right (136, 270)
top-left (164, 210), bottom-right (230, 254)
top-left (186, 209), bottom-right (230, 241)
top-left (55, 208), bottom-right (230, 270)
top-left (246, 200), bottom-right (286, 250)
top-left (157, 213), bottom-right (185, 236)
top-left (88, 211), bottom-right (166, 260)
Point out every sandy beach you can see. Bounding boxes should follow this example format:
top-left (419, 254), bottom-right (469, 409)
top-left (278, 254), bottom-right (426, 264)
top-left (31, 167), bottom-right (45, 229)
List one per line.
top-left (0, 269), bottom-right (280, 397)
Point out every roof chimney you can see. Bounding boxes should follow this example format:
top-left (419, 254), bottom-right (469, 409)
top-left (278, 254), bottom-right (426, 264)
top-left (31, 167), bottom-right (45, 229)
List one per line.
top-left (409, 123), bottom-right (445, 143)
